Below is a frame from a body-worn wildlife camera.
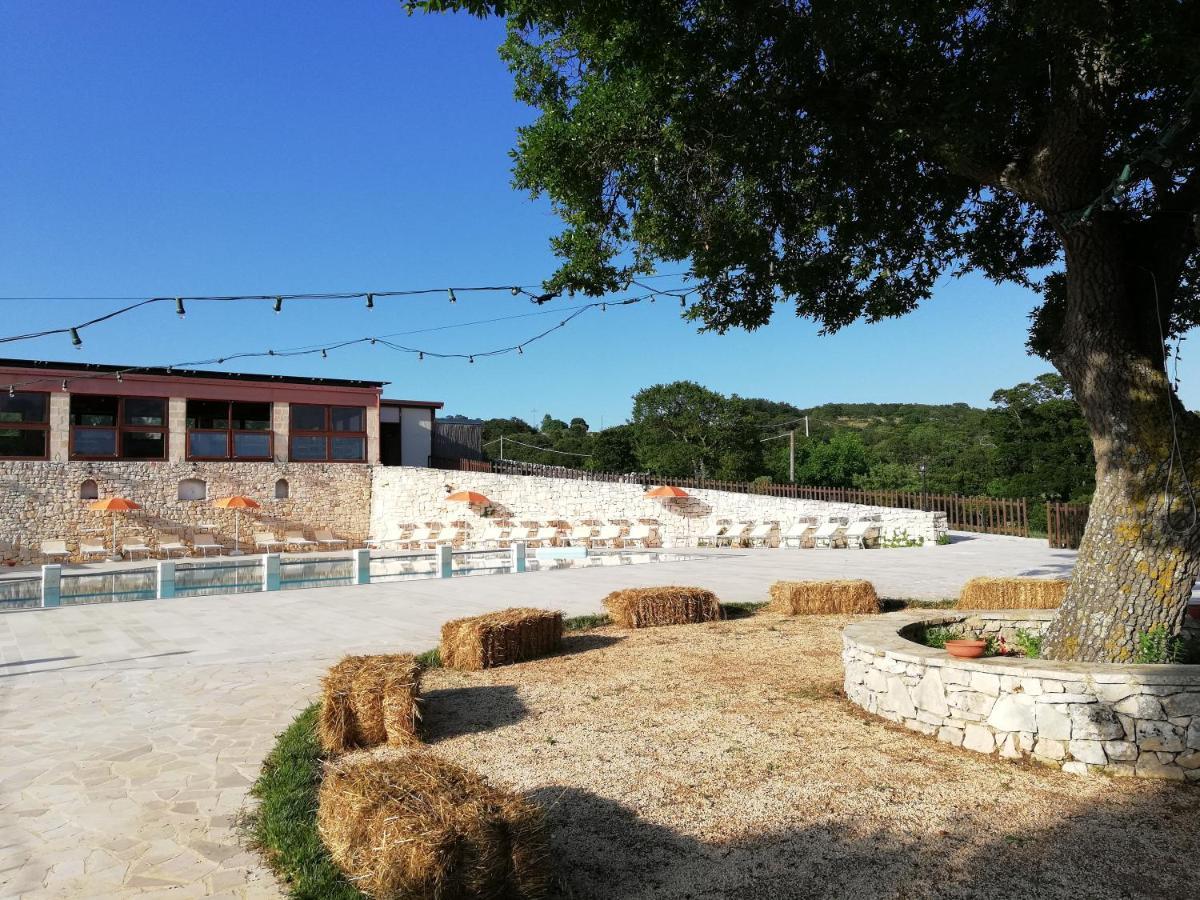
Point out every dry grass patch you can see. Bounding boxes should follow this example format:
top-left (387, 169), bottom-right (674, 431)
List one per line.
top-left (958, 576), bottom-right (1069, 609)
top-left (317, 747), bottom-right (552, 900)
top-left (319, 654), bottom-right (422, 755)
top-left (441, 607), bottom-right (563, 671)
top-left (602, 585), bottom-right (722, 628)
top-left (766, 580), bottom-right (880, 615)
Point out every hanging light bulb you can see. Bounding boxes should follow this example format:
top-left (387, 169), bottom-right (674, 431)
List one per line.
top-left (365, 293), bottom-right (375, 310)
top-left (679, 295), bottom-right (686, 308)
top-left (468, 355), bottom-right (474, 364)
top-left (61, 379), bottom-right (68, 392)
top-left (369, 337), bottom-right (377, 346)
top-left (7, 385), bottom-right (13, 398)
top-left (418, 351), bottom-right (424, 361)
top-left (268, 349), bottom-right (275, 356)
top-left (447, 288), bottom-right (457, 304)
top-left (175, 297), bottom-right (186, 318)
top-left (273, 296), bottom-right (283, 313)
top-left (70, 327), bottom-right (82, 349)
top-left (601, 303), bottom-right (607, 312)
top-left (517, 346), bottom-right (523, 355)
top-left (510, 286), bottom-right (520, 296)
top-left (116, 372), bottom-right (123, 383)
top-left (321, 349), bottom-right (328, 359)
top-left (567, 286), bottom-right (575, 297)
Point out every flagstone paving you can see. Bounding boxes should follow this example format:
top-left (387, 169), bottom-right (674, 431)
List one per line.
top-left (0, 536), bottom-right (1092, 897)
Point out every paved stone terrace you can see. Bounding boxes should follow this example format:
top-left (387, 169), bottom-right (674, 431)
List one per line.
top-left (2, 535), bottom-right (1081, 898)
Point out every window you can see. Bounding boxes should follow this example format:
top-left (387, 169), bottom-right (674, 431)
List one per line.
top-left (69, 396), bottom-right (166, 460)
top-left (289, 405), bottom-right (366, 462)
top-left (0, 391), bottom-right (49, 458)
top-left (274, 478), bottom-right (289, 499)
top-left (178, 478), bottom-right (207, 501)
top-left (185, 400), bottom-right (272, 460)
top-left (80, 479), bottom-right (98, 500)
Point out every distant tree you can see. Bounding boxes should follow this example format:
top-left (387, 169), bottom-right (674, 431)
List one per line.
top-left (415, 0), bottom-right (1200, 661)
top-left (539, 414), bottom-right (568, 433)
top-left (795, 432), bottom-right (873, 488)
top-left (588, 424), bottom-right (638, 472)
top-left (629, 381), bottom-right (763, 479)
top-left (568, 417), bottom-right (589, 433)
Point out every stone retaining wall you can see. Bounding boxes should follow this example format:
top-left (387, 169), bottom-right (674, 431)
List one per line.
top-left (843, 610), bottom-right (1200, 780)
top-left (0, 461), bottom-right (372, 562)
top-left (372, 466), bottom-right (948, 547)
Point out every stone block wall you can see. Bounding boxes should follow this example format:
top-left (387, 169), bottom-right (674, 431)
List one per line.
top-left (370, 466), bottom-right (948, 546)
top-left (843, 610), bottom-right (1200, 780)
top-left (0, 461), bottom-right (372, 562)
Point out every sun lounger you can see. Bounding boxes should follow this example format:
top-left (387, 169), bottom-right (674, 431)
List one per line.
top-left (283, 530), bottom-right (318, 551)
top-left (843, 519), bottom-right (879, 549)
top-left (406, 526), bottom-right (433, 549)
top-left (718, 523), bottom-right (751, 547)
top-left (696, 523), bottom-right (725, 547)
top-left (624, 524), bottom-right (652, 548)
top-left (746, 523), bottom-right (775, 548)
top-left (254, 531), bottom-right (283, 553)
top-left (313, 529), bottom-right (347, 549)
top-left (781, 521), bottom-right (816, 549)
top-left (506, 526), bottom-right (533, 544)
top-left (592, 524), bottom-right (621, 548)
top-left (156, 533), bottom-right (189, 558)
top-left (191, 533), bottom-right (223, 557)
top-left (79, 538), bottom-right (108, 560)
top-left (121, 537), bottom-right (151, 560)
top-left (533, 526), bottom-right (559, 547)
top-left (812, 520), bottom-right (846, 549)
top-left (40, 540), bottom-right (70, 562)
top-left (569, 524), bottom-right (594, 546)
top-left (425, 526), bottom-right (460, 549)
top-left (473, 525), bottom-right (507, 549)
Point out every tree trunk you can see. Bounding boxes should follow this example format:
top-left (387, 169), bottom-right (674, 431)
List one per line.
top-left (1041, 225), bottom-right (1200, 662)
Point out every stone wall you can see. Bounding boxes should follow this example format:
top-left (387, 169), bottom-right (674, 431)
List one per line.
top-left (0, 461), bottom-right (372, 562)
top-left (371, 466), bottom-right (948, 546)
top-left (843, 610), bottom-right (1200, 780)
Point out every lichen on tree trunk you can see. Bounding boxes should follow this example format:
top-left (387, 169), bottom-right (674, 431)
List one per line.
top-left (1040, 228), bottom-right (1200, 662)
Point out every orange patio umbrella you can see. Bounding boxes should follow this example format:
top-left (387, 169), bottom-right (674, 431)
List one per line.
top-left (88, 497), bottom-right (142, 560)
top-left (447, 490), bottom-right (491, 505)
top-left (213, 496), bottom-right (261, 556)
top-left (645, 485), bottom-right (689, 498)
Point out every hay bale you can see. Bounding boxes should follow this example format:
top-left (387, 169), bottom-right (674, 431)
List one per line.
top-left (766, 580), bottom-right (880, 615)
top-left (958, 577), bottom-right (1069, 609)
top-left (441, 608), bottom-right (563, 671)
top-left (319, 654), bottom-right (422, 755)
top-left (602, 586), bottom-right (722, 628)
top-left (318, 748), bottom-right (552, 900)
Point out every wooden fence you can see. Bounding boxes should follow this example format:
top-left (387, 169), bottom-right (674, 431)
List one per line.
top-left (1046, 501), bottom-right (1090, 549)
top-left (429, 456), bottom-right (1029, 536)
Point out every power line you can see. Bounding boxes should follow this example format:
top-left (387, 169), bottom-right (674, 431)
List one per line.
top-left (494, 437), bottom-right (593, 458)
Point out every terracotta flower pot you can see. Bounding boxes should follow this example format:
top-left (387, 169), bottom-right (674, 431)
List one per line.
top-left (945, 638), bottom-right (988, 659)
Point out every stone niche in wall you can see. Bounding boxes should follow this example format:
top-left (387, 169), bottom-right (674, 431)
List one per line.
top-left (843, 610), bottom-right (1200, 781)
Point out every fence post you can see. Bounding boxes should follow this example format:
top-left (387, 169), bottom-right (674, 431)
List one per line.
top-left (41, 564), bottom-right (61, 608)
top-left (262, 553), bottom-right (281, 591)
top-left (353, 548), bottom-right (371, 585)
top-left (437, 544), bottom-right (454, 578)
top-left (157, 560), bottom-right (176, 599)
top-left (510, 540), bottom-right (527, 574)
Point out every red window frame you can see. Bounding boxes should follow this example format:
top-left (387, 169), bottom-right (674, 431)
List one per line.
top-left (0, 390), bottom-right (50, 460)
top-left (69, 395), bottom-right (169, 461)
top-left (288, 404), bottom-right (367, 462)
top-left (184, 399), bottom-right (274, 461)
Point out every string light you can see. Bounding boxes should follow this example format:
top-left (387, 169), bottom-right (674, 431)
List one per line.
top-left (418, 351), bottom-right (424, 361)
top-left (273, 296), bottom-right (283, 314)
top-left (70, 327), bottom-right (82, 349)
top-left (175, 297), bottom-right (186, 318)
top-left (447, 288), bottom-right (457, 304)
top-left (517, 345), bottom-right (523, 355)
top-left (321, 349), bottom-right (327, 359)
top-left (365, 293), bottom-right (374, 310)
top-left (7, 385), bottom-right (12, 398)
top-left (468, 355), bottom-right (474, 364)
top-left (510, 287), bottom-right (520, 296)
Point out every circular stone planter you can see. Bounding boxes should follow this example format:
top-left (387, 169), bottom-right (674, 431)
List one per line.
top-left (842, 610), bottom-right (1200, 780)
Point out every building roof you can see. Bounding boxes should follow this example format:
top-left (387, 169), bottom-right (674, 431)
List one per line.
top-left (381, 398), bottom-right (445, 409)
top-left (0, 358), bottom-right (388, 389)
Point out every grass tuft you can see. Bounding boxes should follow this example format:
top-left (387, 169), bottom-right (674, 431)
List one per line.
top-left (414, 647), bottom-right (442, 669)
top-left (720, 601), bottom-right (768, 620)
top-left (563, 613), bottom-right (612, 631)
top-left (246, 704), bottom-right (363, 899)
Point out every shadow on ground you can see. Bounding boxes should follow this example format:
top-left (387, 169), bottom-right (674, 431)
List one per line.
top-left (529, 784), bottom-right (1198, 900)
top-left (560, 633), bottom-right (625, 655)
top-left (422, 684), bottom-right (529, 741)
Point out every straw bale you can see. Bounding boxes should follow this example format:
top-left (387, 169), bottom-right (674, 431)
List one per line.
top-left (318, 748), bottom-right (552, 899)
top-left (958, 577), bottom-right (1068, 609)
top-left (602, 586), bottom-right (721, 628)
top-left (766, 580), bottom-right (880, 615)
top-left (441, 608), bottom-right (563, 671)
top-left (319, 654), bottom-right (422, 755)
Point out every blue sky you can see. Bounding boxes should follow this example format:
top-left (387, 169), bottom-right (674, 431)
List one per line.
top-left (2, 1), bottom-right (1189, 425)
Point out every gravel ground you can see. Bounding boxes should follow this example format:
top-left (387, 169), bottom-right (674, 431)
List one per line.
top-left (420, 613), bottom-right (1199, 900)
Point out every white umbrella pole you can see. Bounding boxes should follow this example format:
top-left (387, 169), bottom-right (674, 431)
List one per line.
top-left (230, 509), bottom-right (244, 557)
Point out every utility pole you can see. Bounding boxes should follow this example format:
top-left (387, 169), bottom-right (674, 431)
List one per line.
top-left (499, 434), bottom-right (504, 461)
top-left (760, 416), bottom-right (809, 484)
